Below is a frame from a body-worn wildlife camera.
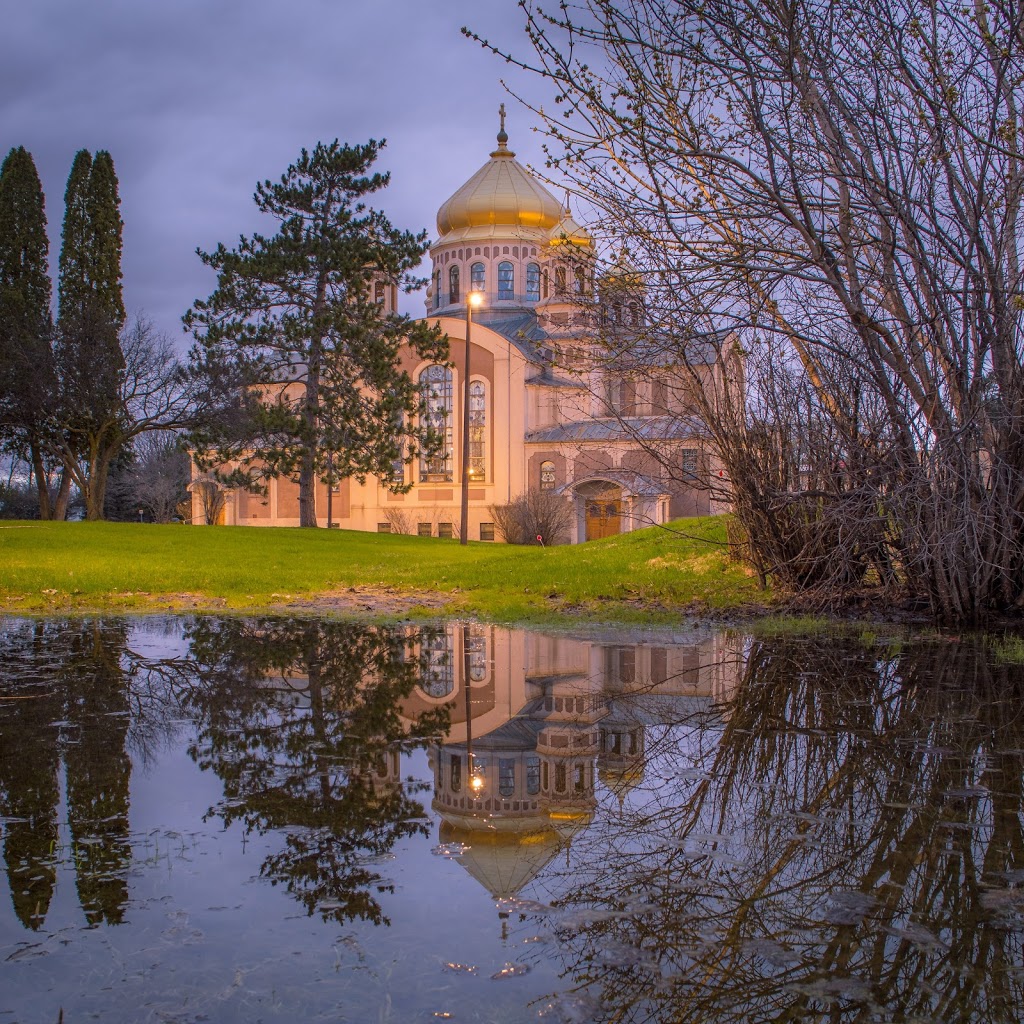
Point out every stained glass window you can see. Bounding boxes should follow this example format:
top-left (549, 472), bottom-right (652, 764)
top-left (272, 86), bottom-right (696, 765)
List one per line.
top-left (420, 365), bottom-right (453, 481)
top-left (469, 381), bottom-right (486, 481)
top-left (421, 629), bottom-right (453, 698)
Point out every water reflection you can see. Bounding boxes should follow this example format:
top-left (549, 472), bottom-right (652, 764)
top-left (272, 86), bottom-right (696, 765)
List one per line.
top-left (422, 626), bottom-right (737, 905)
top-left (0, 620), bottom-right (133, 929)
top-left (179, 617), bottom-right (451, 926)
top-left (0, 618), bottom-right (1022, 1023)
top-left (536, 635), bottom-right (1024, 1023)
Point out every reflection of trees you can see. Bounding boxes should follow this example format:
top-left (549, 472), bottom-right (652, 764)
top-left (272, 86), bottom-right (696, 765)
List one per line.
top-left (0, 621), bottom-right (61, 929)
top-left (63, 621), bottom-right (133, 926)
top-left (541, 637), bottom-right (1024, 1023)
top-left (181, 618), bottom-right (450, 926)
top-left (0, 619), bottom-right (134, 929)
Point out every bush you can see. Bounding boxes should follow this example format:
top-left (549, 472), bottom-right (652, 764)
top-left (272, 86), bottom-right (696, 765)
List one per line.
top-left (489, 490), bottom-right (574, 545)
top-left (0, 481), bottom-right (39, 519)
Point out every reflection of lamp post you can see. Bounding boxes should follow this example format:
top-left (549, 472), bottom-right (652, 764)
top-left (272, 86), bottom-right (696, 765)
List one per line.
top-left (460, 290), bottom-right (484, 545)
top-left (462, 625), bottom-right (483, 791)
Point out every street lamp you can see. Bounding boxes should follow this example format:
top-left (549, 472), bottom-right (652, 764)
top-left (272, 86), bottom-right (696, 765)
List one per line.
top-left (460, 290), bottom-right (484, 544)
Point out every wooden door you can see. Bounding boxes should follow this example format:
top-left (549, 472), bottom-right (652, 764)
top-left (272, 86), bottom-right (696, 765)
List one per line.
top-left (586, 498), bottom-right (621, 541)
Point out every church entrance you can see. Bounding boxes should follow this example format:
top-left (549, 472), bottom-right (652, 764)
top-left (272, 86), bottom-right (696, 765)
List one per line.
top-left (585, 490), bottom-right (622, 541)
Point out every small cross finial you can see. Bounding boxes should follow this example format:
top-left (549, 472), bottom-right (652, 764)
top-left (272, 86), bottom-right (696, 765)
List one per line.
top-left (492, 103), bottom-right (513, 156)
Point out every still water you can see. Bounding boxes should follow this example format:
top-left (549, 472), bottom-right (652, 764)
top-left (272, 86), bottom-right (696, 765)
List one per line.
top-left (0, 616), bottom-right (1021, 1023)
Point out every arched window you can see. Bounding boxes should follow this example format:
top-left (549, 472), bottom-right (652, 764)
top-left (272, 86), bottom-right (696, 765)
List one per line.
top-left (420, 628), bottom-right (454, 698)
top-left (526, 262), bottom-right (540, 301)
top-left (467, 626), bottom-right (488, 682)
top-left (374, 280), bottom-right (385, 304)
top-left (539, 460), bottom-right (556, 490)
top-left (449, 264), bottom-right (460, 304)
top-left (420, 365), bottom-right (453, 481)
top-left (499, 759), bottom-right (515, 797)
top-left (575, 267), bottom-right (587, 294)
top-left (469, 380), bottom-right (487, 481)
top-left (542, 268), bottom-right (549, 299)
top-left (629, 301), bottom-right (641, 327)
top-left (526, 756), bottom-right (541, 795)
top-left (555, 266), bottom-right (567, 294)
top-left (470, 262), bottom-right (485, 293)
top-left (435, 269), bottom-right (442, 308)
top-left (497, 261), bottom-right (514, 300)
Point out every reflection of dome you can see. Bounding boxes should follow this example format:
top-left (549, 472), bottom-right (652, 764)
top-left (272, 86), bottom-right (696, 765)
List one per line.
top-left (439, 820), bottom-right (562, 900)
top-left (598, 763), bottom-right (646, 798)
top-left (435, 130), bottom-right (564, 243)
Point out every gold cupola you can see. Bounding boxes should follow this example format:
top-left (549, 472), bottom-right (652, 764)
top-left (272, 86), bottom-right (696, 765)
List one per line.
top-left (549, 197), bottom-right (593, 249)
top-left (435, 107), bottom-right (565, 244)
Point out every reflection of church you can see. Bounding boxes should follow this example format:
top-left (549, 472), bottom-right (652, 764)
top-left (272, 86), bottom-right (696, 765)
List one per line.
top-left (400, 625), bottom-right (740, 900)
top-left (196, 110), bottom-right (739, 541)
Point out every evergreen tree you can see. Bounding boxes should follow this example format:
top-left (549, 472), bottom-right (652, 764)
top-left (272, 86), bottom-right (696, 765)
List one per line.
top-left (54, 148), bottom-right (127, 519)
top-left (186, 139), bottom-right (447, 527)
top-left (56, 149), bottom-right (91, 327)
top-left (0, 146), bottom-right (55, 518)
top-left (85, 151), bottom-right (125, 331)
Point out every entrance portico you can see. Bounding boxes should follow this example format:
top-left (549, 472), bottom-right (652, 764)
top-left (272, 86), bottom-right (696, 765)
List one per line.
top-left (570, 474), bottom-right (671, 544)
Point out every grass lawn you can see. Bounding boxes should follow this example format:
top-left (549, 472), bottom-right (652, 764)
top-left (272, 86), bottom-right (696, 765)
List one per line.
top-left (0, 516), bottom-right (767, 624)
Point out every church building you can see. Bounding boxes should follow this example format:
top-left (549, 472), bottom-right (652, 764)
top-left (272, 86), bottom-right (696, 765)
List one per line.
top-left (192, 114), bottom-right (737, 542)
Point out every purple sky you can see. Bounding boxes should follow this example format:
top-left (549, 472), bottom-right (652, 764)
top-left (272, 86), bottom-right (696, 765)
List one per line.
top-left (0, 1), bottom-right (558, 346)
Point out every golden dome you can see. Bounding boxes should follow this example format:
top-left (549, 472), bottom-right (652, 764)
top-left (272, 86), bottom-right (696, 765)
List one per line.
top-left (435, 120), bottom-right (565, 243)
top-left (549, 206), bottom-right (593, 248)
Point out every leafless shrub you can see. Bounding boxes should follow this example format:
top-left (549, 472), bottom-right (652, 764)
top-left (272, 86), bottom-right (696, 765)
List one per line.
top-left (192, 478), bottom-right (226, 526)
top-left (383, 507), bottom-right (413, 535)
top-left (489, 490), bottom-right (573, 545)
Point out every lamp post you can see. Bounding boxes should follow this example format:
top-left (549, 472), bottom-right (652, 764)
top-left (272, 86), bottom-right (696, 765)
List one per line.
top-left (460, 290), bottom-right (484, 544)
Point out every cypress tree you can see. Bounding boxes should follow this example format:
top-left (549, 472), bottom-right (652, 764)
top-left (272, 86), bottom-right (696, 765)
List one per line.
top-left (0, 146), bottom-right (55, 518)
top-left (85, 150), bottom-right (125, 333)
top-left (54, 148), bottom-right (128, 519)
top-left (57, 149), bottom-right (91, 327)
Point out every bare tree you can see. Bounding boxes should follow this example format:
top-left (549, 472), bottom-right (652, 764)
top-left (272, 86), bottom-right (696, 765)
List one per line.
top-left (105, 430), bottom-right (190, 522)
top-left (475, 0), bottom-right (1024, 624)
top-left (45, 315), bottom-right (198, 520)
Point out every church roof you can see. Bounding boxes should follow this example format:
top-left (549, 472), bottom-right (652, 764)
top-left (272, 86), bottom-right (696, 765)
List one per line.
top-left (525, 417), bottom-right (698, 444)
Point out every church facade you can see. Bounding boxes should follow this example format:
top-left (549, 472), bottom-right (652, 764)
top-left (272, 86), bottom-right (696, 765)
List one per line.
top-left (192, 116), bottom-right (735, 542)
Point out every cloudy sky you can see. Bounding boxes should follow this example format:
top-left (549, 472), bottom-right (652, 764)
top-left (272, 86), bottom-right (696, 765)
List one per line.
top-left (0, 0), bottom-right (559, 346)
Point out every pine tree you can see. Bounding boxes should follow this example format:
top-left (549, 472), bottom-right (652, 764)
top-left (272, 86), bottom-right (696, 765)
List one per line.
top-left (186, 139), bottom-right (447, 527)
top-left (0, 146), bottom-right (55, 517)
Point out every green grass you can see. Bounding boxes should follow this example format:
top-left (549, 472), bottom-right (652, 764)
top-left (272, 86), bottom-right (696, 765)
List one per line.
top-left (0, 516), bottom-right (766, 624)
top-left (991, 634), bottom-right (1024, 665)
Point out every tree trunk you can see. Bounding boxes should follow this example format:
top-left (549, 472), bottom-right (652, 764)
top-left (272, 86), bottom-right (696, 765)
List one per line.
top-left (84, 442), bottom-right (110, 521)
top-left (53, 466), bottom-right (72, 521)
top-left (298, 352), bottom-right (319, 527)
top-left (298, 276), bottom-right (328, 528)
top-left (30, 441), bottom-right (51, 520)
